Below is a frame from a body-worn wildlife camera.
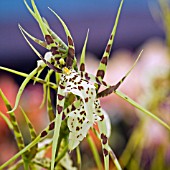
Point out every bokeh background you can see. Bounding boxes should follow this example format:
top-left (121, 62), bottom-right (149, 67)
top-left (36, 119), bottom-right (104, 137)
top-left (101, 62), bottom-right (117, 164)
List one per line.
top-left (0, 0), bottom-right (170, 169)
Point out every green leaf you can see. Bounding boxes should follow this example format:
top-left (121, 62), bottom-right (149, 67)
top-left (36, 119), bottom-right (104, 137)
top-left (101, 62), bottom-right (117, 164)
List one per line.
top-left (115, 90), bottom-right (170, 131)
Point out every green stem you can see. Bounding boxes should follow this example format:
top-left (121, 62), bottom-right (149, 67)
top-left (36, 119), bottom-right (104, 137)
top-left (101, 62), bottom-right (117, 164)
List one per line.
top-left (55, 145), bottom-right (68, 165)
top-left (109, 146), bottom-right (122, 170)
top-left (86, 134), bottom-right (103, 170)
top-left (0, 66), bottom-right (57, 89)
top-left (76, 147), bottom-right (81, 170)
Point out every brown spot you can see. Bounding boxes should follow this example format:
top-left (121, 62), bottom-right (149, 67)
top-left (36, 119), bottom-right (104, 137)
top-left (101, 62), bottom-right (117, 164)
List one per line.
top-left (113, 81), bottom-right (121, 91)
top-left (101, 56), bottom-right (107, 65)
top-left (110, 35), bottom-right (113, 40)
top-left (122, 76), bottom-right (126, 82)
top-left (66, 54), bottom-right (74, 68)
top-left (68, 36), bottom-right (74, 46)
top-left (97, 70), bottom-right (104, 79)
top-left (101, 134), bottom-right (107, 145)
top-left (85, 97), bottom-right (88, 103)
top-left (81, 71), bottom-right (83, 78)
top-left (96, 77), bottom-right (101, 85)
top-left (102, 81), bottom-right (107, 87)
top-left (76, 126), bottom-right (80, 131)
top-left (100, 115), bottom-right (104, 121)
top-left (80, 63), bottom-right (85, 71)
top-left (45, 35), bottom-right (54, 45)
top-left (85, 73), bottom-right (90, 80)
top-left (40, 131), bottom-right (48, 137)
top-left (51, 47), bottom-right (59, 55)
top-left (80, 111), bottom-right (85, 115)
top-left (79, 119), bottom-right (83, 124)
top-left (60, 85), bottom-right (65, 89)
top-left (58, 94), bottom-right (65, 100)
top-left (71, 105), bottom-right (76, 111)
top-left (57, 105), bottom-right (63, 114)
top-left (78, 86), bottom-right (84, 91)
top-left (49, 122), bottom-right (55, 130)
top-left (67, 108), bottom-right (70, 113)
top-left (62, 113), bottom-right (66, 120)
top-left (103, 149), bottom-right (109, 156)
top-left (106, 44), bottom-right (111, 53)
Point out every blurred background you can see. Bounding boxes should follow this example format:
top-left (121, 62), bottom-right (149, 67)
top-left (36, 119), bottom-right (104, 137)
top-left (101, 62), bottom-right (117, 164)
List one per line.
top-left (0, 0), bottom-right (165, 71)
top-left (0, 0), bottom-right (170, 170)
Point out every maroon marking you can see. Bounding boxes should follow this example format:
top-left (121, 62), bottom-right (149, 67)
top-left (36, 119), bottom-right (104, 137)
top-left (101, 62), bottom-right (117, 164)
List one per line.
top-left (45, 35), bottom-right (54, 45)
top-left (76, 126), bottom-right (80, 131)
top-left (57, 105), bottom-right (63, 114)
top-left (97, 70), bottom-right (104, 79)
top-left (85, 73), bottom-right (90, 80)
top-left (100, 115), bottom-right (104, 121)
top-left (78, 86), bottom-right (84, 91)
top-left (79, 119), bottom-right (83, 124)
top-left (97, 85), bottom-right (117, 98)
top-left (60, 85), bottom-right (65, 89)
top-left (68, 48), bottom-right (75, 57)
top-left (67, 108), bottom-right (70, 113)
top-left (96, 77), bottom-right (101, 85)
top-left (101, 134), bottom-right (107, 145)
top-left (40, 131), bottom-right (48, 137)
top-left (71, 105), bottom-right (76, 111)
top-left (101, 56), bottom-right (107, 65)
top-left (81, 72), bottom-right (83, 78)
top-left (68, 36), bottom-right (74, 46)
top-left (62, 113), bottom-right (66, 120)
top-left (106, 44), bottom-right (111, 53)
top-left (122, 76), bottom-right (126, 82)
top-left (80, 63), bottom-right (85, 71)
top-left (49, 122), bottom-right (55, 130)
top-left (110, 35), bottom-right (113, 40)
top-left (66, 48), bottom-right (75, 67)
top-left (103, 149), bottom-right (109, 156)
top-left (58, 94), bottom-right (65, 100)
top-left (51, 47), bottom-right (59, 55)
top-left (80, 111), bottom-right (85, 115)
top-left (113, 82), bottom-right (121, 91)
top-left (102, 81), bottom-right (107, 87)
top-left (85, 97), bottom-right (88, 103)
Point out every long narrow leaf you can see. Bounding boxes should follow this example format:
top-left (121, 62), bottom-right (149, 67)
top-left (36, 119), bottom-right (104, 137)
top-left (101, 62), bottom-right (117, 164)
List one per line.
top-left (115, 90), bottom-right (170, 131)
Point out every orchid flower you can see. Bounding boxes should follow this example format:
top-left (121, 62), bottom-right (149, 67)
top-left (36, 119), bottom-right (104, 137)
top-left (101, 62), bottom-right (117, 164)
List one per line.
top-left (3, 1), bottom-right (169, 170)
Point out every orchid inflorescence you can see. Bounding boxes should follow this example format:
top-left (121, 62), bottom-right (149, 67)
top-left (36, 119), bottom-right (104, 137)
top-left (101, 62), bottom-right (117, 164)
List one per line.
top-left (2, 0), bottom-right (169, 170)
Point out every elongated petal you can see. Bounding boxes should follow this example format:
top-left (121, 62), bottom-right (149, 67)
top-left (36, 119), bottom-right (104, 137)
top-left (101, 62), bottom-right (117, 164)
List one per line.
top-left (96, 0), bottom-right (124, 91)
top-left (79, 30), bottom-right (89, 71)
top-left (49, 8), bottom-right (77, 68)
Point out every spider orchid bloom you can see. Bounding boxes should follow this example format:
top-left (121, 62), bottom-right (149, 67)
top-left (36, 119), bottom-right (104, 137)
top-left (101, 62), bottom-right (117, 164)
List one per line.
top-left (60, 68), bottom-right (110, 151)
top-left (49, 66), bottom-right (112, 169)
top-left (0, 0), bottom-right (137, 170)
